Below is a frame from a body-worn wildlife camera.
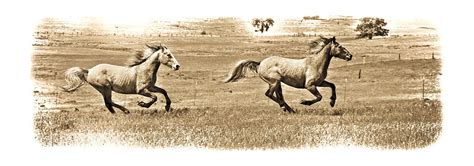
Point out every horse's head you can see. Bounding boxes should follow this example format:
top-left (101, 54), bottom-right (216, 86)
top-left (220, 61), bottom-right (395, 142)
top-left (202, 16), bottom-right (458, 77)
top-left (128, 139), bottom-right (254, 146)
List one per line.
top-left (147, 44), bottom-right (181, 70)
top-left (329, 36), bottom-right (352, 61)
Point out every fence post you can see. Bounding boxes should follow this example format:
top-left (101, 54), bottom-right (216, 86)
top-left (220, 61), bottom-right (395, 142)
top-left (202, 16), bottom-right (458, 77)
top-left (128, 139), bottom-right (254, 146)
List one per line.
top-left (194, 81), bottom-right (198, 106)
top-left (422, 75), bottom-right (425, 99)
top-left (344, 77), bottom-right (347, 102)
top-left (358, 69), bottom-right (362, 79)
top-left (432, 52), bottom-right (435, 60)
top-left (398, 53), bottom-right (401, 60)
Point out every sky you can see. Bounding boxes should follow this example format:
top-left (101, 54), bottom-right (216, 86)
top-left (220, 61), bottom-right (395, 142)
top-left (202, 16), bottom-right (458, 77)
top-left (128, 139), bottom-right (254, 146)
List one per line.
top-left (21, 0), bottom-right (452, 24)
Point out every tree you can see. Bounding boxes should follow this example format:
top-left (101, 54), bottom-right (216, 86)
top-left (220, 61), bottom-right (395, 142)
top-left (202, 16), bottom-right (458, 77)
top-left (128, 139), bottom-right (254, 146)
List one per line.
top-left (355, 17), bottom-right (389, 39)
top-left (252, 18), bottom-right (274, 33)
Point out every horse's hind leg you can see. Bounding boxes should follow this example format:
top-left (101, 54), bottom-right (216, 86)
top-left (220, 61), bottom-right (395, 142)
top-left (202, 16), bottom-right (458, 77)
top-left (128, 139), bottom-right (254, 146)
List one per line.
top-left (320, 80), bottom-right (336, 107)
top-left (98, 88), bottom-right (116, 114)
top-left (149, 86), bottom-right (171, 112)
top-left (264, 84), bottom-right (279, 104)
top-left (275, 83), bottom-right (295, 113)
top-left (137, 88), bottom-right (157, 108)
top-left (111, 102), bottom-right (130, 114)
top-left (105, 91), bottom-right (130, 114)
top-left (94, 86), bottom-right (130, 114)
top-left (300, 84), bottom-right (322, 106)
top-left (264, 82), bottom-right (294, 113)
top-left (103, 90), bottom-right (131, 114)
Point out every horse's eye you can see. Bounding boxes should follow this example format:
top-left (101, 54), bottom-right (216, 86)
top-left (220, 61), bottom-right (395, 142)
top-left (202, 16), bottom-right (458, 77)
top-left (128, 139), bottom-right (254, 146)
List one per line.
top-left (167, 54), bottom-right (172, 58)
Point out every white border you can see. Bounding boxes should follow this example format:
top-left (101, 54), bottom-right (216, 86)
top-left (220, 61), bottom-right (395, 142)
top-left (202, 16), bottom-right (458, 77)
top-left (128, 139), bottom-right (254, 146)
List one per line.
top-left (1, 0), bottom-right (473, 165)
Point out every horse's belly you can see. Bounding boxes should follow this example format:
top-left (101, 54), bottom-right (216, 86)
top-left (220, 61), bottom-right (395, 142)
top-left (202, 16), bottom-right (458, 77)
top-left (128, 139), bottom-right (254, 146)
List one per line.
top-left (111, 82), bottom-right (136, 94)
top-left (110, 74), bottom-right (137, 94)
top-left (281, 77), bottom-right (306, 88)
top-left (279, 65), bottom-right (306, 88)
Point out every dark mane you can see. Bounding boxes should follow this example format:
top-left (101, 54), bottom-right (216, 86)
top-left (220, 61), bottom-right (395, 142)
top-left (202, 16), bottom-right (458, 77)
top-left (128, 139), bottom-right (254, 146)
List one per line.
top-left (127, 44), bottom-right (166, 67)
top-left (308, 36), bottom-right (331, 55)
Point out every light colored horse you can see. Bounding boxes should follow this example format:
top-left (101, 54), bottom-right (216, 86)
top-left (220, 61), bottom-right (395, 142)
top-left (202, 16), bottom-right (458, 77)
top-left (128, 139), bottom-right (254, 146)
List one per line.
top-left (61, 43), bottom-right (180, 114)
top-left (224, 36), bottom-right (352, 113)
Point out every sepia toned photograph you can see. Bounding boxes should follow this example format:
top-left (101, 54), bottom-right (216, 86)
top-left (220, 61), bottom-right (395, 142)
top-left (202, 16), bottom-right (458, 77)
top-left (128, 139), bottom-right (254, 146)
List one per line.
top-left (32, 15), bottom-right (441, 149)
top-left (4, 0), bottom-right (474, 165)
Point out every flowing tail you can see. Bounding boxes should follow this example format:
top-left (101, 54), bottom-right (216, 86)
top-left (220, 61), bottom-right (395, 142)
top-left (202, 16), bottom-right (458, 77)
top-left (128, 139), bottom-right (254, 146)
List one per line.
top-left (223, 60), bottom-right (260, 83)
top-left (62, 67), bottom-right (88, 92)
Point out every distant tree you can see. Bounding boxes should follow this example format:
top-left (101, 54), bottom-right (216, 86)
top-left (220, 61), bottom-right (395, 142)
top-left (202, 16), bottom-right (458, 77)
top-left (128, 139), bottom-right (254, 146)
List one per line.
top-left (355, 17), bottom-right (389, 39)
top-left (252, 18), bottom-right (274, 33)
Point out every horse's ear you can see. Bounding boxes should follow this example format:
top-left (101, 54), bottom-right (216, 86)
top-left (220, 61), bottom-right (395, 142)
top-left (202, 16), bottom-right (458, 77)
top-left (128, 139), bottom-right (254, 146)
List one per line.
top-left (332, 36), bottom-right (336, 42)
top-left (158, 43), bottom-right (165, 50)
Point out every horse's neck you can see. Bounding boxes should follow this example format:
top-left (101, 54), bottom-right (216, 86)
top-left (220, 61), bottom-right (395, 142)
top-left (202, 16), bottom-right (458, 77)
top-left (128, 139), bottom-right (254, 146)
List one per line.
top-left (151, 63), bottom-right (160, 78)
top-left (308, 45), bottom-right (332, 72)
top-left (139, 55), bottom-right (161, 81)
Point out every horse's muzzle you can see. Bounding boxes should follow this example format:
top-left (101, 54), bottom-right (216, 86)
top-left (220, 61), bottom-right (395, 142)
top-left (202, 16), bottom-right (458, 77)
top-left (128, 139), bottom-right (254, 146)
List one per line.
top-left (346, 54), bottom-right (353, 61)
top-left (172, 64), bottom-right (180, 70)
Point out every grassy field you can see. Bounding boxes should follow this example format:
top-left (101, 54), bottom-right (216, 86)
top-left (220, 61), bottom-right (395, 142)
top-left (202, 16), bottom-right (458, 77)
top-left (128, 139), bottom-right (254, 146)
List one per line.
top-left (32, 17), bottom-right (441, 149)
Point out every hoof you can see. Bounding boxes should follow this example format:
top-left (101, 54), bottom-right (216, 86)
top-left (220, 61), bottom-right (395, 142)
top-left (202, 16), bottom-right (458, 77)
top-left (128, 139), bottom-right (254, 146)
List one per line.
top-left (330, 100), bottom-right (336, 107)
top-left (287, 107), bottom-right (296, 113)
top-left (106, 108), bottom-right (116, 114)
top-left (300, 100), bottom-right (313, 106)
top-left (281, 106), bottom-right (296, 113)
top-left (138, 101), bottom-right (151, 108)
top-left (123, 110), bottom-right (130, 114)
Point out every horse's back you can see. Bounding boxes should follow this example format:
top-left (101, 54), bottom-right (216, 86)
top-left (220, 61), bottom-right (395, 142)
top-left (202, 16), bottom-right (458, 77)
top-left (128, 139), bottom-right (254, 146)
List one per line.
top-left (90, 64), bottom-right (127, 71)
top-left (258, 56), bottom-right (307, 88)
top-left (89, 64), bottom-right (133, 75)
top-left (87, 64), bottom-right (137, 93)
top-left (258, 56), bottom-right (284, 76)
top-left (260, 56), bottom-right (304, 66)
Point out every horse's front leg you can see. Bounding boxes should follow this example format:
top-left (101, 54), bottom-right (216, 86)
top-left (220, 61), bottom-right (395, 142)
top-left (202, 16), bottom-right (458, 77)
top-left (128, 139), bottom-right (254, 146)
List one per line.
top-left (320, 80), bottom-right (336, 107)
top-left (137, 88), bottom-right (157, 108)
top-left (149, 86), bottom-right (171, 112)
top-left (300, 84), bottom-right (322, 106)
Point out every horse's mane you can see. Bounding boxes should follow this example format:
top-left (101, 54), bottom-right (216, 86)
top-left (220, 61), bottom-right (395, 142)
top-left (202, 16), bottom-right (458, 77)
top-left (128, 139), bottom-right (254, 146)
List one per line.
top-left (308, 36), bottom-right (331, 55)
top-left (127, 44), bottom-right (167, 67)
